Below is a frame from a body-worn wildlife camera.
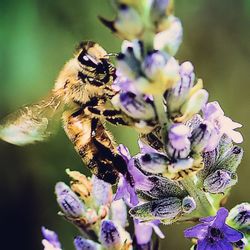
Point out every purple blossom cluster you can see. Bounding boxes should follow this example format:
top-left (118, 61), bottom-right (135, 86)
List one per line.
top-left (41, 0), bottom-right (249, 249)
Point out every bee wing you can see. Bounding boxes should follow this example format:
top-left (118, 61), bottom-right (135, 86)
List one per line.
top-left (0, 93), bottom-right (64, 146)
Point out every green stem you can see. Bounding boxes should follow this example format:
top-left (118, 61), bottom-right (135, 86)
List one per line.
top-left (153, 95), bottom-right (169, 141)
top-left (181, 177), bottom-right (215, 217)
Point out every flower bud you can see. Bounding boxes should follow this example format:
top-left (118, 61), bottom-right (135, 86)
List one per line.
top-left (167, 61), bottom-right (195, 112)
top-left (166, 124), bottom-right (191, 159)
top-left (74, 236), bottom-right (100, 250)
top-left (55, 182), bottom-right (85, 218)
top-left (115, 4), bottom-right (143, 40)
top-left (167, 158), bottom-right (194, 174)
top-left (130, 197), bottom-right (182, 221)
top-left (91, 176), bottom-right (112, 206)
top-left (176, 87), bottom-right (208, 123)
top-left (136, 152), bottom-right (169, 174)
top-left (116, 50), bottom-right (140, 80)
top-left (190, 123), bottom-right (212, 153)
top-left (41, 227), bottom-right (61, 249)
top-left (134, 220), bottom-right (153, 246)
top-left (154, 16), bottom-right (183, 55)
top-left (100, 4), bottom-right (143, 41)
top-left (203, 169), bottom-right (237, 194)
top-left (228, 203), bottom-right (250, 229)
top-left (138, 175), bottom-right (188, 200)
top-left (151, 0), bottom-right (169, 21)
top-left (99, 220), bottom-right (122, 249)
top-left (121, 40), bottom-right (143, 61)
top-left (142, 51), bottom-right (180, 94)
top-left (111, 200), bottom-right (127, 228)
top-left (182, 196), bottom-right (196, 214)
top-left (217, 145), bottom-right (243, 173)
top-left (118, 92), bottom-right (156, 120)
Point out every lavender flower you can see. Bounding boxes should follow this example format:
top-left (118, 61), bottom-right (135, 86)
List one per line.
top-left (166, 123), bottom-right (191, 159)
top-left (184, 208), bottom-right (244, 250)
top-left (55, 182), bottom-right (85, 218)
top-left (203, 169), bottom-right (237, 194)
top-left (41, 227), bottom-right (62, 250)
top-left (141, 51), bottom-right (180, 94)
top-left (154, 16), bottom-right (183, 55)
top-left (134, 219), bottom-right (164, 246)
top-left (203, 101), bottom-right (243, 152)
top-left (74, 236), bottom-right (100, 250)
top-left (166, 61), bottom-right (195, 112)
top-left (99, 220), bottom-right (132, 250)
top-left (91, 175), bottom-right (112, 206)
top-left (100, 4), bottom-right (143, 40)
top-left (228, 203), bottom-right (250, 230)
top-left (114, 144), bottom-right (153, 206)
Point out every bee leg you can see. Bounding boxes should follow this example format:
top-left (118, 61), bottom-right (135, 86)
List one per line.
top-left (62, 111), bottom-right (128, 184)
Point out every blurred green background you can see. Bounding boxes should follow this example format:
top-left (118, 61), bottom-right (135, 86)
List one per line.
top-left (0, 0), bottom-right (250, 249)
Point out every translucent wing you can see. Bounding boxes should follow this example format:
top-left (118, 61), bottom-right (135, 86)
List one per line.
top-left (0, 93), bottom-right (64, 145)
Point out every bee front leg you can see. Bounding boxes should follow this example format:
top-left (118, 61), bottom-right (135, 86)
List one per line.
top-left (62, 110), bottom-right (128, 184)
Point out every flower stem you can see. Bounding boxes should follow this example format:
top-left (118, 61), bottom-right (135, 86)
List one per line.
top-left (153, 95), bottom-right (170, 141)
top-left (181, 177), bottom-right (216, 217)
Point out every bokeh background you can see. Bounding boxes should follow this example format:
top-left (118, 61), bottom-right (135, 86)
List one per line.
top-left (0, 0), bottom-right (250, 249)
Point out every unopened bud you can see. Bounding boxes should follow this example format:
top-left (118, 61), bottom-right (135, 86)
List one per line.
top-left (115, 4), bottom-right (143, 40)
top-left (151, 0), bottom-right (169, 21)
top-left (55, 182), bottom-right (85, 218)
top-left (191, 123), bottom-right (212, 153)
top-left (130, 197), bottom-right (182, 221)
top-left (74, 236), bottom-right (100, 250)
top-left (182, 196), bottom-right (196, 214)
top-left (167, 124), bottom-right (191, 159)
top-left (139, 175), bottom-right (188, 200)
top-left (142, 52), bottom-right (180, 93)
top-left (91, 176), bottom-right (112, 206)
top-left (154, 16), bottom-right (183, 55)
top-left (217, 145), bottom-right (243, 173)
top-left (203, 169), bottom-right (237, 194)
top-left (41, 227), bottom-right (61, 249)
top-left (228, 203), bottom-right (250, 229)
top-left (111, 200), bottom-right (128, 228)
top-left (136, 152), bottom-right (169, 174)
top-left (177, 88), bottom-right (208, 123)
top-left (167, 61), bottom-right (195, 112)
top-left (99, 220), bottom-right (122, 249)
top-left (118, 92), bottom-right (156, 120)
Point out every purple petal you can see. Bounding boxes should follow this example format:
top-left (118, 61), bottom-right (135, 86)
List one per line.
top-left (223, 225), bottom-right (243, 243)
top-left (134, 219), bottom-right (153, 245)
top-left (202, 102), bottom-right (224, 121)
top-left (128, 160), bottom-right (153, 191)
top-left (200, 215), bottom-right (215, 223)
top-left (184, 223), bottom-right (209, 240)
top-left (196, 239), bottom-right (212, 250)
top-left (114, 175), bottom-right (139, 206)
top-left (41, 227), bottom-right (61, 248)
top-left (138, 140), bottom-right (159, 154)
top-left (217, 239), bottom-right (233, 250)
top-left (212, 207), bottom-right (228, 228)
top-left (117, 144), bottom-right (131, 163)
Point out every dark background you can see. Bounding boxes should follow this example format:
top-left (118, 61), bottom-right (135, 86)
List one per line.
top-left (0, 0), bottom-right (250, 249)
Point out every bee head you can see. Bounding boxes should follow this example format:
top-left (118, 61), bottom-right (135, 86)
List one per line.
top-left (76, 41), bottom-right (109, 65)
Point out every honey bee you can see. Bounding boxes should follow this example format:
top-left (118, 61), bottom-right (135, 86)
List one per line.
top-left (0, 41), bottom-right (134, 184)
